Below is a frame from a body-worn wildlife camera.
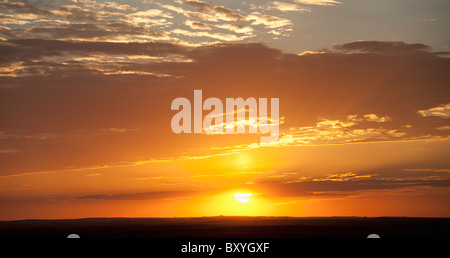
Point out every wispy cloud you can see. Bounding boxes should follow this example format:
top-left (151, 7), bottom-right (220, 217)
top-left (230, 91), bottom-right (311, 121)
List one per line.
top-left (170, 29), bottom-right (252, 41)
top-left (294, 0), bottom-right (341, 6)
top-left (270, 1), bottom-right (311, 12)
top-left (247, 12), bottom-right (292, 28)
top-left (256, 170), bottom-right (450, 198)
top-left (334, 40), bottom-right (430, 54)
top-left (184, 0), bottom-right (245, 22)
top-left (76, 190), bottom-right (203, 200)
top-left (215, 24), bottom-right (254, 34)
top-left (185, 20), bottom-right (212, 30)
top-left (418, 104), bottom-right (450, 118)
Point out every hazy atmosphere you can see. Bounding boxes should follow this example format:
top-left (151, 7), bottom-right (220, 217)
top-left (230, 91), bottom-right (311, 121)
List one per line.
top-left (0, 0), bottom-right (449, 220)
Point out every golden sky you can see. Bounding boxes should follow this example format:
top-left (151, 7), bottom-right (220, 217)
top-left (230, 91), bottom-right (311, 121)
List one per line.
top-left (0, 0), bottom-right (449, 220)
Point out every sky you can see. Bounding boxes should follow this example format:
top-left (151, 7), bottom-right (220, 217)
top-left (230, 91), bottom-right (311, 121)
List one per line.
top-left (0, 0), bottom-right (449, 220)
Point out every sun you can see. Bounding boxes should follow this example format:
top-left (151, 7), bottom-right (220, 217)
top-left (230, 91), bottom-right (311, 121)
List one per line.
top-left (234, 193), bottom-right (252, 203)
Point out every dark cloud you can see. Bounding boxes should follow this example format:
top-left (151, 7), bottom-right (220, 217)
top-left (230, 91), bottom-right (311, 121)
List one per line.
top-left (0, 0), bottom-right (136, 22)
top-left (0, 39), bottom-right (189, 64)
top-left (76, 190), bottom-right (202, 200)
top-left (254, 170), bottom-right (450, 197)
top-left (334, 41), bottom-right (430, 54)
top-left (22, 23), bottom-right (166, 40)
top-left (185, 20), bottom-right (212, 30)
top-left (0, 0), bottom-right (52, 17)
top-left (0, 0), bottom-right (99, 22)
top-left (55, 4), bottom-right (99, 21)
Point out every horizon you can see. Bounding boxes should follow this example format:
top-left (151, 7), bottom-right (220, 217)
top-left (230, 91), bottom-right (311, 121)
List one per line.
top-left (2, 213), bottom-right (450, 223)
top-left (2, 215), bottom-right (450, 222)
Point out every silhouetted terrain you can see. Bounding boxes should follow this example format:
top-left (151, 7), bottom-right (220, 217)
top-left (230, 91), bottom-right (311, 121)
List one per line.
top-left (0, 216), bottom-right (449, 238)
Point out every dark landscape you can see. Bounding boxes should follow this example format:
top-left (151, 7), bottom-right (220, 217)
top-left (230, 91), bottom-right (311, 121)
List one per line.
top-left (0, 216), bottom-right (449, 238)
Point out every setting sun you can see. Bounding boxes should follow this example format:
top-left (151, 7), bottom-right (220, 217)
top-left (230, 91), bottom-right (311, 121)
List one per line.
top-left (234, 193), bottom-right (252, 203)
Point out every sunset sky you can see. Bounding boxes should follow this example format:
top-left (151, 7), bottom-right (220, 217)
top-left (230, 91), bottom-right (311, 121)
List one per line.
top-left (0, 0), bottom-right (449, 220)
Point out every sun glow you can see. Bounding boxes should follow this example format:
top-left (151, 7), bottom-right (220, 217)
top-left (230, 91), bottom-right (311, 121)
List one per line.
top-left (175, 190), bottom-right (282, 217)
top-left (234, 193), bottom-right (252, 203)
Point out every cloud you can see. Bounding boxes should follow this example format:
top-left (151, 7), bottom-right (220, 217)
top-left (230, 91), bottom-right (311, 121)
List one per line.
top-left (156, 3), bottom-right (185, 13)
top-left (105, 1), bottom-right (137, 12)
top-left (64, 0), bottom-right (137, 12)
top-left (418, 104), bottom-right (450, 118)
top-left (0, 0), bottom-right (299, 45)
top-left (179, 0), bottom-right (294, 31)
top-left (67, 0), bottom-right (106, 10)
top-left (0, 148), bottom-right (18, 154)
top-left (255, 170), bottom-right (450, 197)
top-left (278, 114), bottom-right (405, 146)
top-left (423, 17), bottom-right (438, 22)
top-left (0, 0), bottom-right (125, 24)
top-left (294, 0), bottom-right (341, 6)
top-left (270, 1), bottom-right (310, 12)
top-left (215, 24), bottom-right (254, 34)
top-left (247, 12), bottom-right (292, 28)
top-left (76, 190), bottom-right (203, 200)
top-left (185, 20), bottom-right (212, 30)
top-left (0, 13), bottom-right (31, 25)
top-left (10, 23), bottom-right (168, 41)
top-left (0, 39), bottom-right (189, 63)
top-left (0, 1), bottom-right (173, 41)
top-left (363, 114), bottom-right (391, 123)
top-left (170, 29), bottom-right (252, 41)
top-left (311, 172), bottom-right (377, 182)
top-left (184, 0), bottom-right (245, 22)
top-left (0, 0), bottom-right (52, 17)
top-left (129, 9), bottom-right (173, 19)
top-left (334, 41), bottom-right (430, 54)
top-left (53, 5), bottom-right (100, 21)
